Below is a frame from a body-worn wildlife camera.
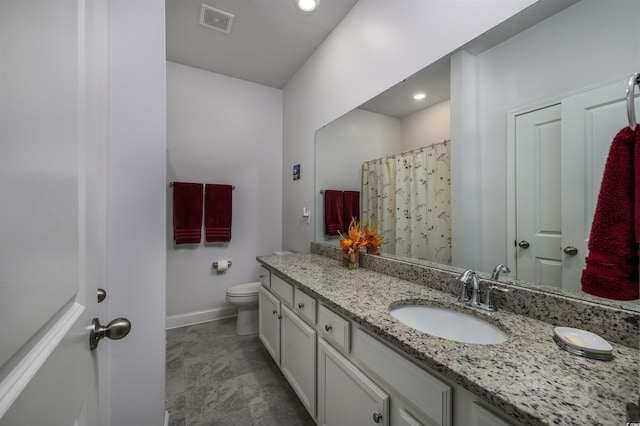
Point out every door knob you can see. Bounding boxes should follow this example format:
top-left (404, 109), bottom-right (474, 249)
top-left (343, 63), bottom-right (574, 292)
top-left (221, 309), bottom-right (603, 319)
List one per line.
top-left (564, 246), bottom-right (578, 256)
top-left (518, 240), bottom-right (530, 249)
top-left (372, 412), bottom-right (383, 423)
top-left (97, 288), bottom-right (107, 303)
top-left (90, 317), bottom-right (131, 350)
top-left (325, 324), bottom-right (333, 332)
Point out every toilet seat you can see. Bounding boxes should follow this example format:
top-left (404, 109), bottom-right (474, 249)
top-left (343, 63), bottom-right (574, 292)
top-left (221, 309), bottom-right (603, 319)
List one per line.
top-left (226, 281), bottom-right (261, 297)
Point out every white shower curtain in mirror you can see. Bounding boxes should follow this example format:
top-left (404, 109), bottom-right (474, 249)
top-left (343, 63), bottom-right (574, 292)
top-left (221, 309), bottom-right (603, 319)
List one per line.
top-left (361, 141), bottom-right (451, 264)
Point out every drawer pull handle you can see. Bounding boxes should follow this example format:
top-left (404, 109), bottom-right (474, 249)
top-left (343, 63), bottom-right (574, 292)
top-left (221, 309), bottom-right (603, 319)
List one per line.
top-left (372, 412), bottom-right (383, 423)
top-left (272, 309), bottom-right (277, 315)
top-left (298, 302), bottom-right (305, 309)
top-left (277, 314), bottom-right (282, 320)
top-left (325, 324), bottom-right (332, 332)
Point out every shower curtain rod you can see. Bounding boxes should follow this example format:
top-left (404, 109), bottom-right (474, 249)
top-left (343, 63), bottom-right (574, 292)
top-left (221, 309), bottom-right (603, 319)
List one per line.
top-left (364, 139), bottom-right (450, 164)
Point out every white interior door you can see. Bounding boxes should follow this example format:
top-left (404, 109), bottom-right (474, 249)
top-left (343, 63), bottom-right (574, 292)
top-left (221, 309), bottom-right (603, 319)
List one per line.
top-left (561, 77), bottom-right (640, 293)
top-left (0, 0), bottom-right (106, 424)
top-left (512, 76), bottom-right (639, 292)
top-left (515, 104), bottom-right (563, 287)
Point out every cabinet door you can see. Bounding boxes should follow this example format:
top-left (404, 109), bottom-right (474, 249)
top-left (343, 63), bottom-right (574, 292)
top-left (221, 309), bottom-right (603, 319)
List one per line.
top-left (471, 402), bottom-right (512, 426)
top-left (318, 338), bottom-right (389, 426)
top-left (281, 305), bottom-right (317, 419)
top-left (398, 409), bottom-right (424, 426)
top-left (259, 286), bottom-right (280, 364)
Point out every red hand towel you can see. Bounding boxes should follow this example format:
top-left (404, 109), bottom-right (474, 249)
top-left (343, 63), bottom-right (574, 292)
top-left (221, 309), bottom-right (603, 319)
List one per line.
top-left (343, 190), bottom-right (361, 232)
top-left (581, 126), bottom-right (639, 300)
top-left (636, 126), bottom-right (640, 281)
top-left (205, 184), bottom-right (233, 242)
top-left (172, 182), bottom-right (203, 245)
top-left (324, 190), bottom-right (344, 236)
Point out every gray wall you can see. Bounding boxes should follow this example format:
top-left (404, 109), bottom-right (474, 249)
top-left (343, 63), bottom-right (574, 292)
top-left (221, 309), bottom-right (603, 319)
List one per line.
top-left (166, 61), bottom-right (283, 319)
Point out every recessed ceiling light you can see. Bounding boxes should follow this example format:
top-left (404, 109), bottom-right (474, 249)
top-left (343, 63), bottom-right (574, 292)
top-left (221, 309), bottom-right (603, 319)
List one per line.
top-left (296, 0), bottom-right (320, 12)
top-left (413, 92), bottom-right (427, 100)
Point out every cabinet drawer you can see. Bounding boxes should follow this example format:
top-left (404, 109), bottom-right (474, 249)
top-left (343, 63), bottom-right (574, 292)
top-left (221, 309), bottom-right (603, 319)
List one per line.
top-left (271, 274), bottom-right (293, 306)
top-left (318, 304), bottom-right (350, 353)
top-left (259, 267), bottom-right (270, 288)
top-left (294, 288), bottom-right (316, 325)
top-left (353, 328), bottom-right (452, 426)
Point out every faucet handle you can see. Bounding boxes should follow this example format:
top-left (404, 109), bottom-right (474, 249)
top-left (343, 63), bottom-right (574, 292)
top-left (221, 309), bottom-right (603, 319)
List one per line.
top-left (484, 285), bottom-right (510, 311)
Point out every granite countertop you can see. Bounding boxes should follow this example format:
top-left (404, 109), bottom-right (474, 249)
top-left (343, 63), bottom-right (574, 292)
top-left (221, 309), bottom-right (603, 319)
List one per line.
top-left (257, 253), bottom-right (640, 426)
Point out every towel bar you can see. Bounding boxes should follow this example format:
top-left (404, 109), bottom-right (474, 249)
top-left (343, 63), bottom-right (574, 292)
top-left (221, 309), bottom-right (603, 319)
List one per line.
top-left (169, 182), bottom-right (235, 189)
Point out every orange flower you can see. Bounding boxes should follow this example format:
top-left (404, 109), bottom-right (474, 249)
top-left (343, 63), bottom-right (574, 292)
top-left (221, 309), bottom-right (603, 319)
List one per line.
top-left (339, 218), bottom-right (368, 253)
top-left (364, 224), bottom-right (384, 254)
top-left (339, 239), bottom-right (353, 251)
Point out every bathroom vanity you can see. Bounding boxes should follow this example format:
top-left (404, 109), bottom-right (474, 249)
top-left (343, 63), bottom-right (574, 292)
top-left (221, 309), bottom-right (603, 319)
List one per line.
top-left (256, 249), bottom-right (639, 426)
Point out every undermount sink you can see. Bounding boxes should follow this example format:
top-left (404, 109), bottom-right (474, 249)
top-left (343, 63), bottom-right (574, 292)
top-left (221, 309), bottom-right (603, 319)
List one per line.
top-left (390, 304), bottom-right (508, 344)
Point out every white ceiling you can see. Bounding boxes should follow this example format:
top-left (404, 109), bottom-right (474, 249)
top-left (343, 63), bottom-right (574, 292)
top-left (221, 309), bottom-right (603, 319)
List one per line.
top-left (166, 0), bottom-right (358, 89)
top-left (166, 0), bottom-right (579, 118)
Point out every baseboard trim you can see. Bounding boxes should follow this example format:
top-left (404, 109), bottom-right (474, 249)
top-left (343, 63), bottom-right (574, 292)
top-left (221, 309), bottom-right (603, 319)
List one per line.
top-left (166, 306), bottom-right (237, 329)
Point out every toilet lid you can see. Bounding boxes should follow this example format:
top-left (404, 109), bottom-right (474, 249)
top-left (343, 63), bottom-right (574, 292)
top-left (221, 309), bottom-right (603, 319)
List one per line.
top-left (226, 281), bottom-right (261, 296)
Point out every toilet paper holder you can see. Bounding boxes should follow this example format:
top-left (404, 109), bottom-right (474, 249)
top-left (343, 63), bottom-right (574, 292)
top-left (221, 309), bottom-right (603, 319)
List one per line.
top-left (212, 260), bottom-right (232, 269)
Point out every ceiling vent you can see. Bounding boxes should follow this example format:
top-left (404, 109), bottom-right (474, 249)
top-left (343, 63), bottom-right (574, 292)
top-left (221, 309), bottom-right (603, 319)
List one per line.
top-left (199, 4), bottom-right (234, 34)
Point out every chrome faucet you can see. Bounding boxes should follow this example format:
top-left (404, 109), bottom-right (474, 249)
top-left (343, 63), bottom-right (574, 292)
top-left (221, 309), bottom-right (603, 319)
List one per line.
top-left (458, 269), bottom-right (510, 311)
top-left (490, 264), bottom-right (510, 280)
top-left (458, 269), bottom-right (475, 303)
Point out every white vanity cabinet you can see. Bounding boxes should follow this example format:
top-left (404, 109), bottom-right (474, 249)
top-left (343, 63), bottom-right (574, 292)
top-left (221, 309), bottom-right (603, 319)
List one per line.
top-left (258, 265), bottom-right (518, 426)
top-left (318, 337), bottom-right (389, 426)
top-left (318, 304), bottom-right (350, 353)
top-left (352, 327), bottom-right (452, 426)
top-left (471, 402), bottom-right (513, 426)
top-left (259, 266), bottom-right (271, 287)
top-left (258, 285), bottom-right (280, 363)
top-left (258, 271), bottom-right (317, 419)
top-left (281, 304), bottom-right (316, 417)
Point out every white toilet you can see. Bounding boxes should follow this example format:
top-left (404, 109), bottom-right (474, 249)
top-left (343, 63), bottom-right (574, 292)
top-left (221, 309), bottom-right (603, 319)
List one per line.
top-left (226, 281), bottom-right (261, 335)
top-left (226, 250), bottom-right (294, 335)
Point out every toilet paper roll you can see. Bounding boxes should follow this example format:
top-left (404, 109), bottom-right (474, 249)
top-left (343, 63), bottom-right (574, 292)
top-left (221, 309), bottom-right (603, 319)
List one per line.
top-left (216, 260), bottom-right (229, 272)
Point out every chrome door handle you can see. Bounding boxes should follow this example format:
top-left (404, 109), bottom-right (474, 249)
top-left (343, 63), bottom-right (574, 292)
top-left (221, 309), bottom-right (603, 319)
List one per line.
top-left (97, 288), bottom-right (107, 303)
top-left (90, 318), bottom-right (131, 350)
top-left (518, 240), bottom-right (530, 249)
top-left (564, 246), bottom-right (578, 256)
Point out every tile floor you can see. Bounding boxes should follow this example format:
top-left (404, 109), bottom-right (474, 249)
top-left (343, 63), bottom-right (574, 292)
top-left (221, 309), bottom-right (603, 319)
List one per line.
top-left (165, 318), bottom-right (316, 426)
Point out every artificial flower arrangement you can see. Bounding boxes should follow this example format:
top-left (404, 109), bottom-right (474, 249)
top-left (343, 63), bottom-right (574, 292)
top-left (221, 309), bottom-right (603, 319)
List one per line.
top-left (339, 218), bottom-right (384, 268)
top-left (363, 224), bottom-right (384, 255)
top-left (339, 217), bottom-right (367, 255)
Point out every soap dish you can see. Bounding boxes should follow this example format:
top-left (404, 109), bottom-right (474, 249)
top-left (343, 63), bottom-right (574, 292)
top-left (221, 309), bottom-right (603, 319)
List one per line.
top-left (553, 327), bottom-right (613, 361)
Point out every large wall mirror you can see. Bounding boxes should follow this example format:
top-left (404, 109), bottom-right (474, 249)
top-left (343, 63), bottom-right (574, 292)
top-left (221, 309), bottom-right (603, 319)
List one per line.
top-left (314, 0), bottom-right (639, 311)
